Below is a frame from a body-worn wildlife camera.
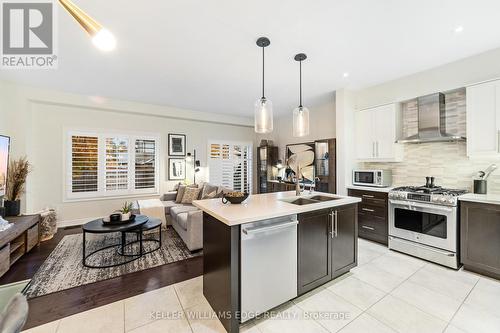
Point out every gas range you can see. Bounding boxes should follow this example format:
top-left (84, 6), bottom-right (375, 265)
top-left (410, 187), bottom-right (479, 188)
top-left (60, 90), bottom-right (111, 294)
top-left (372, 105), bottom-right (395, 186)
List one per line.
top-left (389, 186), bottom-right (467, 207)
top-left (388, 181), bottom-right (467, 269)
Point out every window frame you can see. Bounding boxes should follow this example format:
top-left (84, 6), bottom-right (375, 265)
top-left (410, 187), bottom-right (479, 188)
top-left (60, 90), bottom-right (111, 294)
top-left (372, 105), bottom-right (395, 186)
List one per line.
top-left (64, 129), bottom-right (160, 202)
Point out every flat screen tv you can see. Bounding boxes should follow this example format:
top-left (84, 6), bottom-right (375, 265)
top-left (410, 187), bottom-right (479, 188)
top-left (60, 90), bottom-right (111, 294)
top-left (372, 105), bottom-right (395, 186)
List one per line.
top-left (0, 135), bottom-right (10, 198)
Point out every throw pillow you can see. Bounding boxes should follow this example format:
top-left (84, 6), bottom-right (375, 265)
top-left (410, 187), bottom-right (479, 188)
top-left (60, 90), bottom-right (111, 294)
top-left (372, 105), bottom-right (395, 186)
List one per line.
top-left (175, 185), bottom-right (187, 203)
top-left (175, 184), bottom-right (198, 203)
top-left (202, 190), bottom-right (218, 199)
top-left (201, 183), bottom-right (218, 199)
top-left (181, 187), bottom-right (202, 204)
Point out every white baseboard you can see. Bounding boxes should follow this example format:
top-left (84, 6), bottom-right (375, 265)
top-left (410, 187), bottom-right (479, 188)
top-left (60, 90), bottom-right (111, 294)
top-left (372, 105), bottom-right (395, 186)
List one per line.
top-left (57, 216), bottom-right (102, 228)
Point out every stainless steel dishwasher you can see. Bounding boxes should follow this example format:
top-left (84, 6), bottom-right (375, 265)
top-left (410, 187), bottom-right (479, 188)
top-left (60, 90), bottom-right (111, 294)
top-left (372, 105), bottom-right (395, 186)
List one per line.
top-left (240, 214), bottom-right (298, 322)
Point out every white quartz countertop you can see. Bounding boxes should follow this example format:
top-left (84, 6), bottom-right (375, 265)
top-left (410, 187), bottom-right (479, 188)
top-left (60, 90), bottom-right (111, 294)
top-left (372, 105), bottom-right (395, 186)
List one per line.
top-left (346, 185), bottom-right (394, 193)
top-left (459, 193), bottom-right (500, 205)
top-left (192, 191), bottom-right (361, 226)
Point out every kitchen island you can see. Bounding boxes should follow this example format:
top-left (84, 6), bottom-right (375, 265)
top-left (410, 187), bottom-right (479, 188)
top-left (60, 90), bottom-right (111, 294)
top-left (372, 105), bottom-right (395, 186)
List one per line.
top-left (193, 191), bottom-right (361, 333)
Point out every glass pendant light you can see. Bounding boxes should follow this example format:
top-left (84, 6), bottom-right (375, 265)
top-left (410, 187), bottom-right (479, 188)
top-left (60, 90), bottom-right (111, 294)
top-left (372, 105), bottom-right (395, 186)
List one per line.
top-left (58, 0), bottom-right (116, 52)
top-left (292, 53), bottom-right (310, 137)
top-left (254, 37), bottom-right (273, 133)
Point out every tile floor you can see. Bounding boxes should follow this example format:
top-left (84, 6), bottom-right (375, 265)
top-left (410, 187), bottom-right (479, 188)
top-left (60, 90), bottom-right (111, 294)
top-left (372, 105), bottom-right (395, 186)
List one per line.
top-left (23, 238), bottom-right (500, 333)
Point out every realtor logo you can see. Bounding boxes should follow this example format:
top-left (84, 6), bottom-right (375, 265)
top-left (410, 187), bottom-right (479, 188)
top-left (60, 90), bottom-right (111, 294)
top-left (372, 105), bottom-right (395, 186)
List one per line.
top-left (1, 1), bottom-right (58, 68)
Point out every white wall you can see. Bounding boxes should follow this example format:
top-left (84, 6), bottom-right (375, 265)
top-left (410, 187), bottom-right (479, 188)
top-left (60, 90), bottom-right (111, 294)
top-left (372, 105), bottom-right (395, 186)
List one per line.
top-left (336, 46), bottom-right (500, 192)
top-left (335, 89), bottom-right (355, 195)
top-left (0, 82), bottom-right (6, 134)
top-left (0, 81), bottom-right (256, 223)
top-left (355, 47), bottom-right (500, 110)
top-left (258, 93), bottom-right (336, 161)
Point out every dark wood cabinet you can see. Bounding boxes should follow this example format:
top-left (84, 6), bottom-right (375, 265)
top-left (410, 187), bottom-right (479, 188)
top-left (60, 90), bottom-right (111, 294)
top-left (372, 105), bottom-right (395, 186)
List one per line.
top-left (461, 201), bottom-right (500, 279)
top-left (348, 189), bottom-right (388, 245)
top-left (332, 204), bottom-right (357, 278)
top-left (267, 181), bottom-right (296, 193)
top-left (298, 204), bottom-right (358, 295)
top-left (298, 209), bottom-right (332, 295)
top-left (257, 146), bottom-right (278, 193)
top-left (314, 139), bottom-right (336, 193)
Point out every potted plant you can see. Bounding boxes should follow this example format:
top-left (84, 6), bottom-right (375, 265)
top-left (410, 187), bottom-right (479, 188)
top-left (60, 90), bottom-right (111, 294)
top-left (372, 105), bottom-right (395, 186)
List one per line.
top-left (5, 157), bottom-right (31, 217)
top-left (120, 201), bottom-right (133, 221)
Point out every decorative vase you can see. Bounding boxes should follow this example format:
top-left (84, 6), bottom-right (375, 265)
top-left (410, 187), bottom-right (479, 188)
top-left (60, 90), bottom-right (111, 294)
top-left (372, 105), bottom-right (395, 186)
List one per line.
top-left (121, 212), bottom-right (131, 221)
top-left (4, 200), bottom-right (21, 217)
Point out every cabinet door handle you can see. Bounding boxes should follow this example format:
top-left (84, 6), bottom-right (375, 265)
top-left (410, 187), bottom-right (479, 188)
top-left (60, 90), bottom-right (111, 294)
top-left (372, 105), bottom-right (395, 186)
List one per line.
top-left (497, 131), bottom-right (500, 153)
top-left (372, 142), bottom-right (375, 157)
top-left (334, 211), bottom-right (338, 238)
top-left (362, 208), bottom-right (375, 212)
top-left (376, 141), bottom-right (379, 157)
top-left (242, 221), bottom-right (298, 235)
top-left (361, 225), bottom-right (375, 231)
top-left (329, 211), bottom-right (334, 238)
top-left (362, 194), bottom-right (374, 198)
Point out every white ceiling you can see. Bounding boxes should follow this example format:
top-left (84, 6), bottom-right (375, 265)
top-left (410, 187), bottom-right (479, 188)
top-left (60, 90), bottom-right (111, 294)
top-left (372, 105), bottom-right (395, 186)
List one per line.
top-left (2, 0), bottom-right (500, 116)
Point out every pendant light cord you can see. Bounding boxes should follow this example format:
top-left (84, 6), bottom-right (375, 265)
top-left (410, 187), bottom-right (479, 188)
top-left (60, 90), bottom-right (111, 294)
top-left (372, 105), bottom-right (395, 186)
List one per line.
top-left (299, 60), bottom-right (303, 108)
top-left (262, 46), bottom-right (265, 99)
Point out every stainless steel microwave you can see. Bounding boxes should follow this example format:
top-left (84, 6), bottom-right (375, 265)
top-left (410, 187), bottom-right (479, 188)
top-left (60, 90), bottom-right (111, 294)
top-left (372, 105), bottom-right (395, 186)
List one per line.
top-left (353, 170), bottom-right (392, 187)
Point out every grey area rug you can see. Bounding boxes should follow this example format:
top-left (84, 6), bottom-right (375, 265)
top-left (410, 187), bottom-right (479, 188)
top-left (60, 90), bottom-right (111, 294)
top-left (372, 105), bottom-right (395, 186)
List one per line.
top-left (25, 227), bottom-right (202, 299)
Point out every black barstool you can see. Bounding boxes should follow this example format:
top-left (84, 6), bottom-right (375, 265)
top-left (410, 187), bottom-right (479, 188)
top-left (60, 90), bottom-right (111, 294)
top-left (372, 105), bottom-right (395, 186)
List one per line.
top-left (121, 218), bottom-right (162, 255)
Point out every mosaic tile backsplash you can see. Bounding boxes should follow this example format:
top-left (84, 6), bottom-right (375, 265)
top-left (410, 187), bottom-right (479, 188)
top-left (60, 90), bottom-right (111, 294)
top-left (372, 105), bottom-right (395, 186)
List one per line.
top-left (402, 89), bottom-right (467, 138)
top-left (361, 89), bottom-right (500, 194)
top-left (362, 142), bottom-right (500, 193)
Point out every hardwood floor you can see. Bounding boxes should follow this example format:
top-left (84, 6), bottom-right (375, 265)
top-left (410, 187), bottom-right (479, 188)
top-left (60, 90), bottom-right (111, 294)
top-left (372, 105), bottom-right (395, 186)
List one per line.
top-left (0, 226), bottom-right (203, 330)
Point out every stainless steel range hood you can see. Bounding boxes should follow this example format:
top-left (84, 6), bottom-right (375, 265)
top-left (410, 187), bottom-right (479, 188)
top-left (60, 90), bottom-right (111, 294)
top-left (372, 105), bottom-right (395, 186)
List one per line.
top-left (397, 93), bottom-right (466, 144)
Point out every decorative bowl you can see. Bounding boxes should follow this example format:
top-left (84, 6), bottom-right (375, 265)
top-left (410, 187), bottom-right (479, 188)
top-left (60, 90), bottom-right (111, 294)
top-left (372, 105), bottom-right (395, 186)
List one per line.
top-left (222, 192), bottom-right (249, 204)
top-left (103, 214), bottom-right (136, 225)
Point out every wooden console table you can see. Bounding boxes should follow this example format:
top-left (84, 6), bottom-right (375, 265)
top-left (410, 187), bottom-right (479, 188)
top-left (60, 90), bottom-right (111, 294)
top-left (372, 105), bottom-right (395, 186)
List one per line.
top-left (0, 215), bottom-right (41, 277)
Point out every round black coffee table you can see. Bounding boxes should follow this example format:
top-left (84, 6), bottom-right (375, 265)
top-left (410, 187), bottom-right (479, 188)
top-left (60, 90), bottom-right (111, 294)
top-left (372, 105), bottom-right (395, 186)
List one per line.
top-left (82, 215), bottom-right (149, 268)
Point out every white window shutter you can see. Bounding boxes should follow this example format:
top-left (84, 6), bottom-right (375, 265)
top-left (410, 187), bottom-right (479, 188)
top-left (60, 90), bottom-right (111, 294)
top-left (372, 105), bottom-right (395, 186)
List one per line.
top-left (105, 137), bottom-right (129, 191)
top-left (208, 141), bottom-right (252, 193)
top-left (67, 131), bottom-right (159, 200)
top-left (135, 139), bottom-right (156, 189)
top-left (71, 135), bottom-right (98, 193)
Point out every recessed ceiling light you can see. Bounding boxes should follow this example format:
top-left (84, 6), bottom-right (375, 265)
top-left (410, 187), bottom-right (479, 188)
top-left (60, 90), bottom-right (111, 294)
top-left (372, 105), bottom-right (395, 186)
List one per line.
top-left (455, 26), bottom-right (464, 33)
top-left (343, 72), bottom-right (349, 78)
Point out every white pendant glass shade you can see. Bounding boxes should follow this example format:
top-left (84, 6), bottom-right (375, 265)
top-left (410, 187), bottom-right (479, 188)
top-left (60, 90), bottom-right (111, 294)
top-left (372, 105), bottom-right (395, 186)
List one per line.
top-left (293, 106), bottom-right (310, 137)
top-left (254, 97), bottom-right (274, 133)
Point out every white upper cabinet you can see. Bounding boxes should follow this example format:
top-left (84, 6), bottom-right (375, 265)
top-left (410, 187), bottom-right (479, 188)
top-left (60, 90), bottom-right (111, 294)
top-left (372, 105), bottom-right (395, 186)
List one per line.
top-left (466, 80), bottom-right (500, 158)
top-left (354, 103), bottom-right (403, 162)
top-left (354, 109), bottom-right (375, 160)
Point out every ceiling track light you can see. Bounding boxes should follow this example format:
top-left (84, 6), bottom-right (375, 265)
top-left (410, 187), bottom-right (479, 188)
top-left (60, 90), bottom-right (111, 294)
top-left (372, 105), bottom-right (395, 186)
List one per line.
top-left (58, 0), bottom-right (116, 51)
top-left (254, 37), bottom-right (274, 134)
top-left (292, 53), bottom-right (310, 137)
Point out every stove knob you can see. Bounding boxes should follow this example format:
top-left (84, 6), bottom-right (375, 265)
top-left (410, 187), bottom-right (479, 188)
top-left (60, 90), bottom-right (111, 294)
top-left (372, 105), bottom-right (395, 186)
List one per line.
top-left (440, 197), bottom-right (447, 203)
top-left (448, 198), bottom-right (455, 205)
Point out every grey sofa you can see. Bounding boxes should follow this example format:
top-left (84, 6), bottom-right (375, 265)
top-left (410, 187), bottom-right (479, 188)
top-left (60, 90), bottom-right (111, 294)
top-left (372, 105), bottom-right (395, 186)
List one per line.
top-left (158, 183), bottom-right (230, 251)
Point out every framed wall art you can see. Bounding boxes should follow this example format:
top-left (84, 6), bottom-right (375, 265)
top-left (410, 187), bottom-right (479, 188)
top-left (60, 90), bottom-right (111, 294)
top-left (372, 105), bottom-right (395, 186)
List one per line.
top-left (168, 134), bottom-right (186, 156)
top-left (168, 158), bottom-right (186, 180)
top-left (285, 142), bottom-right (315, 181)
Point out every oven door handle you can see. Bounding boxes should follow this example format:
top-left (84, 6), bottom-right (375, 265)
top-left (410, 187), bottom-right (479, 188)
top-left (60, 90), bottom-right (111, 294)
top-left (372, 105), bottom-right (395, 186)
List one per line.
top-left (389, 200), bottom-right (454, 213)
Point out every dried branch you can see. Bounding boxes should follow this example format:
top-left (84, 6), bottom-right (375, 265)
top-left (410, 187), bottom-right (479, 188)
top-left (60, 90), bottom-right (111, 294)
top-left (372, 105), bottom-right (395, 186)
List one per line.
top-left (6, 156), bottom-right (32, 201)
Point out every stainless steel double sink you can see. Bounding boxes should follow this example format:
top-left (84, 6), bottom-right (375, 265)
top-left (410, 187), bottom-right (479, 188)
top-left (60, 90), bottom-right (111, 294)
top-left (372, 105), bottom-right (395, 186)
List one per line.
top-left (281, 195), bottom-right (341, 206)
